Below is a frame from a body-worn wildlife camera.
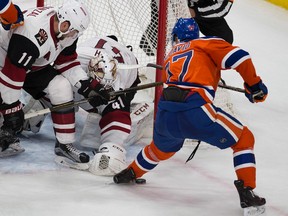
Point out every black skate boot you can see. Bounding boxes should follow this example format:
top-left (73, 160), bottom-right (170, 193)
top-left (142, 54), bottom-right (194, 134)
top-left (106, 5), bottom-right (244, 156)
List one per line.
top-left (0, 129), bottom-right (25, 157)
top-left (54, 139), bottom-right (89, 163)
top-left (234, 180), bottom-right (266, 208)
top-left (113, 167), bottom-right (136, 184)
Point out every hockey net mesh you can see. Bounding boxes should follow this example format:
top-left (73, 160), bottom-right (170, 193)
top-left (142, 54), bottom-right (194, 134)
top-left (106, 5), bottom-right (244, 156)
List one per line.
top-left (38, 0), bottom-right (239, 147)
top-left (38, 0), bottom-right (188, 64)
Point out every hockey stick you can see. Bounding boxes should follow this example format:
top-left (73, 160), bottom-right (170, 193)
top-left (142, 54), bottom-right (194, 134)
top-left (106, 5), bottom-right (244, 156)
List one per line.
top-left (24, 82), bottom-right (163, 119)
top-left (218, 83), bottom-right (245, 93)
top-left (141, 64), bottom-right (245, 93)
top-left (117, 63), bottom-right (163, 70)
top-left (110, 81), bottom-right (163, 96)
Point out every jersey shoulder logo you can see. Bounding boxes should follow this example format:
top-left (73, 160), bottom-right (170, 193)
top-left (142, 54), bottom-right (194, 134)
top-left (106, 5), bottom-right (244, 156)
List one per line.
top-left (35, 29), bottom-right (48, 46)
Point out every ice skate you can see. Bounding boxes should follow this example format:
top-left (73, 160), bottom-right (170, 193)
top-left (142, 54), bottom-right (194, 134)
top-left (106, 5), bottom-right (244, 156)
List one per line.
top-left (0, 129), bottom-right (25, 157)
top-left (113, 167), bottom-right (136, 184)
top-left (54, 140), bottom-right (90, 170)
top-left (234, 180), bottom-right (266, 216)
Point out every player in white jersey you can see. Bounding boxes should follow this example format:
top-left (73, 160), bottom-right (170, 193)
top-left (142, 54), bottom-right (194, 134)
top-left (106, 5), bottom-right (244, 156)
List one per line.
top-left (24, 35), bottom-right (154, 174)
top-left (77, 36), bottom-right (145, 175)
top-left (0, 1), bottom-right (110, 165)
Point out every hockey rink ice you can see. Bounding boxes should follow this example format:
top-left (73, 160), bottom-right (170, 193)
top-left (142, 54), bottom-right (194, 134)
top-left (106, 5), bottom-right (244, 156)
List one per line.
top-left (1, 0), bottom-right (288, 215)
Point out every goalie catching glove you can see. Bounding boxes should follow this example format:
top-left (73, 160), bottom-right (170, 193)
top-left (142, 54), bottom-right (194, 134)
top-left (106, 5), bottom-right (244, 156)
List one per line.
top-left (88, 142), bottom-right (127, 176)
top-left (244, 80), bottom-right (268, 103)
top-left (78, 77), bottom-right (110, 107)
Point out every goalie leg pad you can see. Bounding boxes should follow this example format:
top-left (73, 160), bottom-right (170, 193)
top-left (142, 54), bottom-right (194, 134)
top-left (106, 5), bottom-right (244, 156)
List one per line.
top-left (89, 142), bottom-right (127, 176)
top-left (79, 112), bottom-right (101, 149)
top-left (23, 99), bottom-right (48, 133)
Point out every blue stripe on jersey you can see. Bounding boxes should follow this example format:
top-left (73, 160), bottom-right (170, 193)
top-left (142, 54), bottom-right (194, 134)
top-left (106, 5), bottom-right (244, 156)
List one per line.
top-left (136, 150), bottom-right (158, 171)
top-left (224, 49), bottom-right (249, 68)
top-left (233, 152), bottom-right (255, 167)
top-left (0, 0), bottom-right (10, 11)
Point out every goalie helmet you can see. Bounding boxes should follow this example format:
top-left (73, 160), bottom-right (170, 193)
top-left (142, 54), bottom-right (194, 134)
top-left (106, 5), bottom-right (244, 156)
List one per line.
top-left (88, 51), bottom-right (118, 89)
top-left (57, 0), bottom-right (90, 38)
top-left (172, 18), bottom-right (199, 43)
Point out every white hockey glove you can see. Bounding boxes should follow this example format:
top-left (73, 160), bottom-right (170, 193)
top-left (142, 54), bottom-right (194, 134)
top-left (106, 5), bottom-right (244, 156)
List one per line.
top-left (88, 142), bottom-right (126, 176)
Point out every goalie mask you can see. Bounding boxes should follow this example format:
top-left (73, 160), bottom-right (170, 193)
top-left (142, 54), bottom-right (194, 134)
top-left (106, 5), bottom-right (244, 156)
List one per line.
top-left (88, 52), bottom-right (118, 89)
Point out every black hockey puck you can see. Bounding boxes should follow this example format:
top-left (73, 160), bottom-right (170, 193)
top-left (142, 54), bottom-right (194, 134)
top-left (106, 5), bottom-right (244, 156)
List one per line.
top-left (135, 178), bottom-right (146, 184)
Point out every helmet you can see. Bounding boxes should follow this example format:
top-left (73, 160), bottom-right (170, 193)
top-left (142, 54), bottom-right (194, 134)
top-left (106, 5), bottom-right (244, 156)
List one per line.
top-left (88, 51), bottom-right (118, 89)
top-left (57, 0), bottom-right (90, 37)
top-left (171, 18), bottom-right (199, 42)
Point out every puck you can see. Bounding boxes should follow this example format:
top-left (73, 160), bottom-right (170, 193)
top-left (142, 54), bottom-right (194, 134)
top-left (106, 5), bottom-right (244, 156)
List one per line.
top-left (135, 178), bottom-right (146, 184)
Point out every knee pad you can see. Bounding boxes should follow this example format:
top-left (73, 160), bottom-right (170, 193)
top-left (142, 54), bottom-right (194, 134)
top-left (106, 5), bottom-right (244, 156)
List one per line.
top-left (232, 126), bottom-right (255, 151)
top-left (46, 75), bottom-right (73, 105)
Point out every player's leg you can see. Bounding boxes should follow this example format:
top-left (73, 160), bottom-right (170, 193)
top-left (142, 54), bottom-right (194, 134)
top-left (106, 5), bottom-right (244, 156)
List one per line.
top-left (0, 48), bottom-right (24, 157)
top-left (114, 106), bottom-right (182, 183)
top-left (114, 140), bottom-right (176, 183)
top-left (44, 74), bottom-right (89, 164)
top-left (195, 17), bottom-right (233, 44)
top-left (88, 96), bottom-right (133, 175)
top-left (193, 103), bottom-right (266, 210)
top-left (231, 127), bottom-right (266, 210)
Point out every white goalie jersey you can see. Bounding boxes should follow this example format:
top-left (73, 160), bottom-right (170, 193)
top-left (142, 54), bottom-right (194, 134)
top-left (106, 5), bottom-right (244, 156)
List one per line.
top-left (76, 36), bottom-right (139, 91)
top-left (75, 36), bottom-right (154, 176)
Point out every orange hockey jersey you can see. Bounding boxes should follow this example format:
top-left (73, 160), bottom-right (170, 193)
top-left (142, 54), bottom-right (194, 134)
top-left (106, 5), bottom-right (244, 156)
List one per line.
top-left (0, 0), bottom-right (19, 24)
top-left (163, 37), bottom-right (261, 103)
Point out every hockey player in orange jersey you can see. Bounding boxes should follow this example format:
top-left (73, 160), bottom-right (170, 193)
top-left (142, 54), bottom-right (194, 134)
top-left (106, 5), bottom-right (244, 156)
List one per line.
top-left (0, 0), bottom-right (24, 30)
top-left (113, 18), bottom-right (268, 215)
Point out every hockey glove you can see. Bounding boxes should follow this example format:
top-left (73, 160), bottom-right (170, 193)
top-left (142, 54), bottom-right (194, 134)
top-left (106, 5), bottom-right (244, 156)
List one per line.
top-left (244, 80), bottom-right (268, 103)
top-left (78, 78), bottom-right (110, 107)
top-left (0, 100), bottom-right (24, 134)
top-left (1, 5), bottom-right (24, 30)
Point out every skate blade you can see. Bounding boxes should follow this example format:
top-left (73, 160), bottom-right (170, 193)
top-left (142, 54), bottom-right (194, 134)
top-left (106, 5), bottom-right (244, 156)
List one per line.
top-left (244, 205), bottom-right (266, 216)
top-left (55, 156), bottom-right (89, 170)
top-left (0, 147), bottom-right (25, 158)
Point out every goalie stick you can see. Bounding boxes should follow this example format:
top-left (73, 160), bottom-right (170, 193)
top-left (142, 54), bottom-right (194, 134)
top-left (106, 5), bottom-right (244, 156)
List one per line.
top-left (117, 63), bottom-right (163, 70)
top-left (24, 82), bottom-right (163, 119)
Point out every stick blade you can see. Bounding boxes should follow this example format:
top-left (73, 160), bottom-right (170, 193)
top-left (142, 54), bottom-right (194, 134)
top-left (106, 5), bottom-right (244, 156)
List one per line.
top-left (146, 63), bottom-right (163, 70)
top-left (117, 63), bottom-right (163, 70)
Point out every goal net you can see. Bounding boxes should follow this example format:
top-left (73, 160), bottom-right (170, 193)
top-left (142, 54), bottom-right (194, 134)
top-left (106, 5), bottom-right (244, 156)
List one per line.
top-left (37, 0), bottom-right (240, 147)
